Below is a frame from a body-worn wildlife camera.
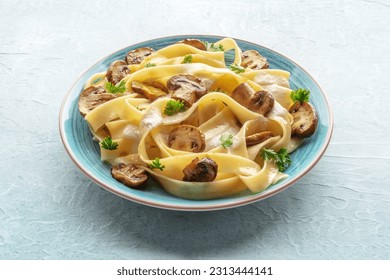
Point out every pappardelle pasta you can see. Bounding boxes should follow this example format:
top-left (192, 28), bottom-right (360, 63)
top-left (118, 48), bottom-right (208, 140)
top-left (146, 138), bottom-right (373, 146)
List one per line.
top-left (78, 38), bottom-right (318, 200)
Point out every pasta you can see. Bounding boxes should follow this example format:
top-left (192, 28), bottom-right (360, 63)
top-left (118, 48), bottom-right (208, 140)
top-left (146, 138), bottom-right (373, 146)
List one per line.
top-left (78, 38), bottom-right (317, 200)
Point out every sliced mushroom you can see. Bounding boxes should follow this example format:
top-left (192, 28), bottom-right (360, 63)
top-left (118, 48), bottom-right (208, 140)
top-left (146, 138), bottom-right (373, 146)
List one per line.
top-left (167, 74), bottom-right (207, 107)
top-left (183, 157), bottom-right (218, 182)
top-left (246, 131), bottom-right (274, 146)
top-left (106, 60), bottom-right (130, 84)
top-left (289, 102), bottom-right (318, 138)
top-left (231, 82), bottom-right (274, 116)
top-left (125, 47), bottom-right (155, 65)
top-left (131, 81), bottom-right (168, 101)
top-left (176, 39), bottom-right (207, 51)
top-left (111, 164), bottom-right (148, 189)
top-left (168, 125), bottom-right (205, 153)
top-left (241, 50), bottom-right (269, 70)
top-left (78, 86), bottom-right (116, 117)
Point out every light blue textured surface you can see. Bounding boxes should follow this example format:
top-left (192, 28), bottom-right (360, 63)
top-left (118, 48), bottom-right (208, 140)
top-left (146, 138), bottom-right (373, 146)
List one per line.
top-left (1, 0), bottom-right (389, 259)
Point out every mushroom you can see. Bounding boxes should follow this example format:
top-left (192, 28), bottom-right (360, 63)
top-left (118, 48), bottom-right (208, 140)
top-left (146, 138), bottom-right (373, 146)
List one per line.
top-left (245, 131), bottom-right (274, 146)
top-left (168, 125), bottom-right (205, 152)
top-left (106, 60), bottom-right (130, 85)
top-left (131, 81), bottom-right (168, 101)
top-left (289, 102), bottom-right (318, 138)
top-left (241, 50), bottom-right (269, 70)
top-left (231, 82), bottom-right (274, 116)
top-left (182, 157), bottom-right (218, 182)
top-left (111, 164), bottom-right (148, 189)
top-left (176, 39), bottom-right (207, 51)
top-left (167, 74), bottom-right (207, 107)
top-left (125, 47), bottom-right (155, 65)
top-left (78, 86), bottom-right (116, 117)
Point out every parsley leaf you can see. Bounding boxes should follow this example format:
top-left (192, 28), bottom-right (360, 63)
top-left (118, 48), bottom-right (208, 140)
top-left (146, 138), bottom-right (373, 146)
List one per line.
top-left (229, 63), bottom-right (245, 74)
top-left (145, 62), bottom-right (156, 68)
top-left (290, 88), bottom-right (310, 103)
top-left (164, 99), bottom-right (186, 116)
top-left (105, 80), bottom-right (126, 94)
top-left (202, 41), bottom-right (225, 52)
top-left (220, 134), bottom-right (234, 149)
top-left (149, 157), bottom-right (165, 171)
top-left (100, 136), bottom-right (118, 150)
top-left (182, 54), bottom-right (193, 64)
top-left (260, 148), bottom-right (291, 172)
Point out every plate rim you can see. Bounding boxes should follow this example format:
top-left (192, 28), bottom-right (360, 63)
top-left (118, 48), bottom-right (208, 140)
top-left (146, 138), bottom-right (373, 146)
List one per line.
top-left (59, 34), bottom-right (334, 211)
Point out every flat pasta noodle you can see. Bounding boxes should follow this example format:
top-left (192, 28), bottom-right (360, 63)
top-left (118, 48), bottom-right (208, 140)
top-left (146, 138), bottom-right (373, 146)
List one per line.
top-left (81, 38), bottom-right (304, 200)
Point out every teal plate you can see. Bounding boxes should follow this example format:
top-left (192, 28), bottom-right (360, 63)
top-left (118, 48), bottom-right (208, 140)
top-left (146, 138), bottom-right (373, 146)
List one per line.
top-left (59, 35), bottom-right (333, 211)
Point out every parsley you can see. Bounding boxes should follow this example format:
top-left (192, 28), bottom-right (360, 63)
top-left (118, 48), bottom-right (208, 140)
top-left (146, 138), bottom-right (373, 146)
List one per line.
top-left (290, 88), bottom-right (310, 103)
top-left (261, 148), bottom-right (291, 172)
top-left (149, 157), bottom-right (165, 171)
top-left (182, 54), bottom-right (193, 64)
top-left (164, 99), bottom-right (186, 116)
top-left (229, 63), bottom-right (245, 74)
top-left (100, 136), bottom-right (118, 150)
top-left (105, 80), bottom-right (126, 94)
top-left (145, 62), bottom-right (156, 67)
top-left (220, 134), bottom-right (234, 149)
top-left (202, 41), bottom-right (225, 52)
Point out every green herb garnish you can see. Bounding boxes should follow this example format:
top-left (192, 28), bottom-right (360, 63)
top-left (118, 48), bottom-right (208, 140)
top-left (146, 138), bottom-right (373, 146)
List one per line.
top-left (202, 41), bottom-right (225, 52)
top-left (182, 54), bottom-right (193, 64)
top-left (290, 88), bottom-right (310, 103)
top-left (229, 63), bottom-right (245, 74)
top-left (100, 136), bottom-right (118, 150)
top-left (145, 62), bottom-right (156, 68)
top-left (164, 99), bottom-right (186, 116)
top-left (105, 80), bottom-right (126, 94)
top-left (149, 157), bottom-right (165, 171)
top-left (261, 148), bottom-right (291, 172)
top-left (220, 134), bottom-right (234, 149)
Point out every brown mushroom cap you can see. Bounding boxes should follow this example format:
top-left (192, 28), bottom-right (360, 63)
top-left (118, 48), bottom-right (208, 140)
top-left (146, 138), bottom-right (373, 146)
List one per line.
top-left (106, 60), bottom-right (130, 85)
top-left (131, 81), bottom-right (168, 101)
top-left (241, 50), bottom-right (269, 70)
top-left (289, 102), bottom-right (318, 138)
top-left (245, 131), bottom-right (274, 146)
top-left (167, 74), bottom-right (207, 107)
top-left (78, 86), bottom-right (116, 117)
top-left (176, 39), bottom-right (207, 51)
top-left (168, 125), bottom-right (205, 153)
top-left (111, 163), bottom-right (148, 189)
top-left (125, 47), bottom-right (155, 65)
top-left (182, 157), bottom-right (218, 182)
top-left (231, 82), bottom-right (274, 116)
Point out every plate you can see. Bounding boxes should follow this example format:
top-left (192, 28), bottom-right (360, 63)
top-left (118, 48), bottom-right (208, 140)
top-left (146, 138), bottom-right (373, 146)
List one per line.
top-left (59, 35), bottom-right (333, 211)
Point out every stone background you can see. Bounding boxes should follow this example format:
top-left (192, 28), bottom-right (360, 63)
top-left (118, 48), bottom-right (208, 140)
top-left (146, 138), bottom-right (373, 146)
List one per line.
top-left (1, 0), bottom-right (389, 259)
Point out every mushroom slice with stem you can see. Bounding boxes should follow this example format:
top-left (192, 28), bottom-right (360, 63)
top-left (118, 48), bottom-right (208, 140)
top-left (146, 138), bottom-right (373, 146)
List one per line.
top-left (241, 50), bottom-right (269, 70)
top-left (78, 86), bottom-right (116, 117)
top-left (167, 74), bottom-right (207, 108)
top-left (106, 60), bottom-right (130, 85)
top-left (289, 102), bottom-right (318, 138)
top-left (176, 39), bottom-right (207, 51)
top-left (111, 164), bottom-right (148, 189)
top-left (168, 125), bottom-right (205, 153)
top-left (245, 131), bottom-right (274, 146)
top-left (231, 82), bottom-right (274, 116)
top-left (125, 47), bottom-right (155, 65)
top-left (182, 157), bottom-right (218, 182)
top-left (131, 81), bottom-right (168, 101)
